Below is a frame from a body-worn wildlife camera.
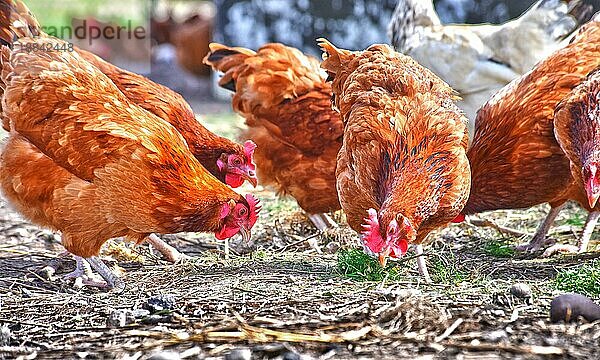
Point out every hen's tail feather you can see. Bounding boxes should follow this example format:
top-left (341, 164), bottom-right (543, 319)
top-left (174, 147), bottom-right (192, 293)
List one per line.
top-left (0, 0), bottom-right (41, 46)
top-left (0, 0), bottom-right (42, 131)
top-left (203, 43), bottom-right (256, 92)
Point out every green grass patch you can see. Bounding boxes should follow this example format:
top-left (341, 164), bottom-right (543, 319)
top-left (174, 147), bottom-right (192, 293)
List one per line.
top-left (429, 252), bottom-right (469, 285)
top-left (484, 240), bottom-right (515, 258)
top-left (337, 248), bottom-right (402, 282)
top-left (554, 260), bottom-right (600, 297)
top-left (564, 213), bottom-right (587, 227)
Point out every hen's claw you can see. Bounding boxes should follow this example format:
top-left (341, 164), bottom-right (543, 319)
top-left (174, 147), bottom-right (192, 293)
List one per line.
top-left (86, 256), bottom-right (125, 291)
top-left (514, 205), bottom-right (564, 253)
top-left (64, 256), bottom-right (98, 280)
top-left (514, 236), bottom-right (556, 252)
top-left (541, 211), bottom-right (599, 257)
top-left (542, 244), bottom-right (580, 257)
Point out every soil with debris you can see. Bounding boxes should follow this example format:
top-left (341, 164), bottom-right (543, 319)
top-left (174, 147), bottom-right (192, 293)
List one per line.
top-left (1, 78), bottom-right (600, 359)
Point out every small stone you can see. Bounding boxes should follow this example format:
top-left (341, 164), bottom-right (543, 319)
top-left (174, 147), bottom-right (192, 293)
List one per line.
top-left (254, 343), bottom-right (287, 355)
top-left (544, 337), bottom-right (560, 346)
top-left (510, 283), bottom-right (532, 299)
top-left (0, 324), bottom-right (11, 346)
top-left (325, 241), bottom-right (340, 254)
top-left (225, 348), bottom-right (252, 360)
top-left (490, 309), bottom-right (505, 317)
top-left (282, 351), bottom-right (301, 360)
top-left (148, 351), bottom-right (181, 360)
top-left (106, 309), bottom-right (128, 327)
top-left (483, 329), bottom-right (508, 343)
top-left (144, 294), bottom-right (177, 313)
top-left (130, 309), bottom-right (151, 318)
top-left (21, 288), bottom-right (33, 298)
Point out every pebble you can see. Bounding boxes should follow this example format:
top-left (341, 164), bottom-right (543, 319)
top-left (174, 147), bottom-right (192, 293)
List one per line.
top-left (129, 309), bottom-right (151, 319)
top-left (283, 351), bottom-right (301, 360)
top-left (510, 283), bottom-right (532, 299)
top-left (106, 308), bottom-right (153, 327)
top-left (106, 309), bottom-right (128, 327)
top-left (144, 294), bottom-right (177, 313)
top-left (225, 348), bottom-right (252, 360)
top-left (482, 329), bottom-right (508, 343)
top-left (0, 324), bottom-right (11, 346)
top-left (148, 351), bottom-right (181, 360)
top-left (325, 241), bottom-right (340, 254)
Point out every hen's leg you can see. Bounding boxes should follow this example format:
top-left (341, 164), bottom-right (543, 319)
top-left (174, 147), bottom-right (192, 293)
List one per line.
top-left (415, 244), bottom-right (431, 283)
top-left (515, 204), bottom-right (565, 252)
top-left (85, 256), bottom-right (125, 291)
top-left (542, 211), bottom-right (600, 257)
top-left (146, 234), bottom-right (188, 263)
top-left (307, 213), bottom-right (338, 231)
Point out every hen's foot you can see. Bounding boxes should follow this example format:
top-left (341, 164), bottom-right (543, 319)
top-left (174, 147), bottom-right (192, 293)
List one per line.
top-left (542, 244), bottom-right (580, 257)
top-left (41, 254), bottom-right (123, 290)
top-left (514, 205), bottom-right (565, 253)
top-left (542, 211), bottom-right (600, 257)
top-left (307, 213), bottom-right (338, 231)
top-left (514, 236), bottom-right (556, 252)
top-left (146, 234), bottom-right (189, 263)
top-left (414, 244), bottom-right (431, 283)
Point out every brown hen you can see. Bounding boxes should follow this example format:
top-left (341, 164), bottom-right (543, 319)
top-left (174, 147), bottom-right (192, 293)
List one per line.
top-left (549, 67), bottom-right (600, 254)
top-left (319, 39), bottom-right (470, 280)
top-left (204, 43), bottom-right (343, 230)
top-left (462, 17), bottom-right (600, 253)
top-left (0, 35), bottom-right (260, 289)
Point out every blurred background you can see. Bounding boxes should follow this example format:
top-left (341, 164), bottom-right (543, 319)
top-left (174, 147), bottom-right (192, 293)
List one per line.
top-left (22, 0), bottom-right (600, 113)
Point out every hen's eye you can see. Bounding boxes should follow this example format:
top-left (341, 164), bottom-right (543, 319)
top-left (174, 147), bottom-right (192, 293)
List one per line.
top-left (232, 158), bottom-right (242, 166)
top-left (239, 208), bottom-right (247, 216)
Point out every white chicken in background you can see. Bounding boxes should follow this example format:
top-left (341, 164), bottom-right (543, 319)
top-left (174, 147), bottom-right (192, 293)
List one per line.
top-left (389, 0), bottom-right (593, 136)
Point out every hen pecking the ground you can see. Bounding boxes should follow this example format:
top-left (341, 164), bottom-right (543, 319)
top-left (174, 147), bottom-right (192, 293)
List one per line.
top-left (204, 42), bottom-right (343, 231)
top-left (550, 66), bottom-right (600, 255)
top-left (319, 39), bottom-right (470, 281)
top-left (0, 35), bottom-right (260, 290)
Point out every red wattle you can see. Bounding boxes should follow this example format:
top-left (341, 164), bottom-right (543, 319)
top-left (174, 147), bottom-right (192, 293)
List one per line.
top-left (451, 213), bottom-right (465, 223)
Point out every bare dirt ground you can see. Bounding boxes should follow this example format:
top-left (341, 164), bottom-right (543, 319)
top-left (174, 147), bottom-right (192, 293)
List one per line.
top-left (1, 78), bottom-right (600, 359)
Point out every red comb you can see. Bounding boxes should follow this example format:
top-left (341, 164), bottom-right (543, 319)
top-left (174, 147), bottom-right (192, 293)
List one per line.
top-left (244, 140), bottom-right (257, 169)
top-left (245, 193), bottom-right (261, 227)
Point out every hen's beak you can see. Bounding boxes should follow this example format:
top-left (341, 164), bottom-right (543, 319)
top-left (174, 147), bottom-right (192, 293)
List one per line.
top-left (238, 226), bottom-right (251, 244)
top-left (585, 178), bottom-right (600, 208)
top-left (243, 171), bottom-right (258, 187)
top-left (378, 247), bottom-right (391, 267)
